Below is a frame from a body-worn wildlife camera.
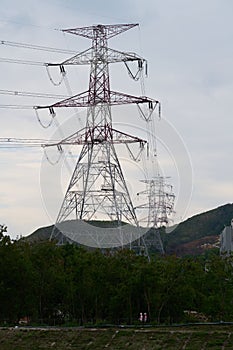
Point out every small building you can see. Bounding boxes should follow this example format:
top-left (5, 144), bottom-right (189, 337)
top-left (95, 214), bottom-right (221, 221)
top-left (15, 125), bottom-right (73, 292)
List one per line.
top-left (220, 219), bottom-right (233, 255)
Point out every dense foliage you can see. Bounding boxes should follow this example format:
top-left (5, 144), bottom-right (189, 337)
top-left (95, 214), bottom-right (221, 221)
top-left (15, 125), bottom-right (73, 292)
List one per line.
top-left (1, 225), bottom-right (233, 326)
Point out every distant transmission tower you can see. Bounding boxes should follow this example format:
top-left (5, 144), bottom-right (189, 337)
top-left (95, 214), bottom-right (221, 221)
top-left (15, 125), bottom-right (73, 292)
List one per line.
top-left (136, 177), bottom-right (175, 254)
top-left (37, 24), bottom-right (160, 250)
top-left (139, 177), bottom-right (175, 227)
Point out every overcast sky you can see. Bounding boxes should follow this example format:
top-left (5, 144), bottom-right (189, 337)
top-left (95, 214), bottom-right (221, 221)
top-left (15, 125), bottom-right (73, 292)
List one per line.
top-left (0, 0), bottom-right (232, 237)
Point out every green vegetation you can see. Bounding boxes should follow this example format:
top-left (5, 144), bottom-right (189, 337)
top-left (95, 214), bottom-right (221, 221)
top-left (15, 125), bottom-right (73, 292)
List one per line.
top-left (164, 203), bottom-right (233, 254)
top-left (1, 224), bottom-right (233, 326)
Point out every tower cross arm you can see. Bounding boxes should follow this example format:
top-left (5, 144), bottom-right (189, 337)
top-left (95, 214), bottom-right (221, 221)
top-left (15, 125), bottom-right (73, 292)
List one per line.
top-left (35, 91), bottom-right (159, 109)
top-left (35, 90), bottom-right (90, 109)
top-left (42, 125), bottom-right (147, 148)
top-left (107, 48), bottom-right (145, 63)
top-left (46, 47), bottom-right (145, 66)
top-left (62, 24), bottom-right (138, 40)
top-left (46, 47), bottom-right (93, 66)
top-left (109, 91), bottom-right (159, 107)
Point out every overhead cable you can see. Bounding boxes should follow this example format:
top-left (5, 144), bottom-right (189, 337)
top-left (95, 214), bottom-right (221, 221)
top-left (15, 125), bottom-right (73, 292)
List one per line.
top-left (0, 57), bottom-right (45, 66)
top-left (0, 89), bottom-right (68, 99)
top-left (0, 104), bottom-right (33, 109)
top-left (0, 40), bottom-right (77, 54)
top-left (0, 137), bottom-right (60, 148)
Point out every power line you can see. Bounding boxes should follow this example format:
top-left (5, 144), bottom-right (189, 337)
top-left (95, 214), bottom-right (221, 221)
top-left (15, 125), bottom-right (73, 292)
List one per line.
top-left (0, 57), bottom-right (46, 66)
top-left (0, 40), bottom-right (77, 54)
top-left (0, 89), bottom-right (68, 99)
top-left (0, 137), bottom-right (60, 148)
top-left (0, 137), bottom-right (53, 143)
top-left (0, 105), bottom-right (34, 109)
top-left (0, 16), bottom-right (60, 32)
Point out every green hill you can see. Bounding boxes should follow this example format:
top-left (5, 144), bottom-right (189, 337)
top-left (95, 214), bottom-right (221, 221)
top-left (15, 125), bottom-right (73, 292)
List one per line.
top-left (25, 203), bottom-right (233, 256)
top-left (25, 224), bottom-right (53, 243)
top-left (164, 203), bottom-right (233, 255)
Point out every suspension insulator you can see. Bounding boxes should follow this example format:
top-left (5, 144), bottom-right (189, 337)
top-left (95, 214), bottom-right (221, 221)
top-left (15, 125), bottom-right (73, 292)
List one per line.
top-left (140, 141), bottom-right (145, 149)
top-left (49, 107), bottom-right (56, 117)
top-left (138, 60), bottom-right (143, 69)
top-left (60, 65), bottom-right (66, 75)
top-left (158, 103), bottom-right (161, 118)
top-left (148, 101), bottom-right (153, 110)
top-left (57, 144), bottom-right (63, 152)
top-left (145, 61), bottom-right (148, 77)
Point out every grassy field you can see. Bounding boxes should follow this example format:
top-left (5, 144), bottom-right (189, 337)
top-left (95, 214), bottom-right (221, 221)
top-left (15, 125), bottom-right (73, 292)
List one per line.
top-left (0, 325), bottom-right (233, 349)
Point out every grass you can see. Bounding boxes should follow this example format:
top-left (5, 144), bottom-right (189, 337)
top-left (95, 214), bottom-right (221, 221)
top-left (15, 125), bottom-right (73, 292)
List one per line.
top-left (0, 325), bottom-right (232, 350)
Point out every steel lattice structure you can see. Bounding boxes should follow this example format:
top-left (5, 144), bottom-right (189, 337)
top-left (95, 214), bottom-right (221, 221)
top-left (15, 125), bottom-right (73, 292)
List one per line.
top-left (136, 176), bottom-right (175, 254)
top-left (36, 24), bottom-right (160, 250)
top-left (138, 177), bottom-right (175, 228)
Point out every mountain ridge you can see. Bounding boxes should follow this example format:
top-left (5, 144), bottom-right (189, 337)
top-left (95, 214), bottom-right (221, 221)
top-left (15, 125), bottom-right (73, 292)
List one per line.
top-left (163, 202), bottom-right (233, 255)
top-left (24, 203), bottom-right (233, 256)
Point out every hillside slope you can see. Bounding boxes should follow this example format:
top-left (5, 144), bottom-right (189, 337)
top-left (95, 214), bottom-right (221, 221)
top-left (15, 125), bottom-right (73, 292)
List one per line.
top-left (164, 203), bottom-right (233, 255)
top-left (25, 203), bottom-right (233, 256)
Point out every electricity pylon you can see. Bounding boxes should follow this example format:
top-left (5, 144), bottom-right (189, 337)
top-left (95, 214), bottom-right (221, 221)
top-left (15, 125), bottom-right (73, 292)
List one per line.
top-left (136, 176), bottom-right (175, 254)
top-left (37, 24), bottom-right (160, 250)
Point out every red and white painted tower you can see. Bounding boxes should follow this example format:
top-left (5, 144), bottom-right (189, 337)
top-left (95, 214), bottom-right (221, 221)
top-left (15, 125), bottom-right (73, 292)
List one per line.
top-left (37, 24), bottom-right (160, 250)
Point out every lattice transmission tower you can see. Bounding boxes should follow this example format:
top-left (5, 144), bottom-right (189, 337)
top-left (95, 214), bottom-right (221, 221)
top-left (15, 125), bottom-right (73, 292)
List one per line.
top-left (37, 24), bottom-right (160, 249)
top-left (136, 176), bottom-right (175, 254)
